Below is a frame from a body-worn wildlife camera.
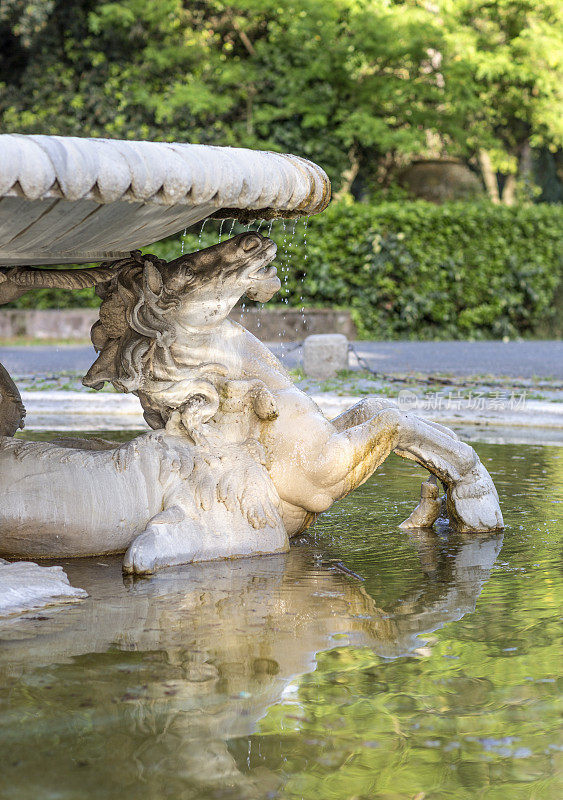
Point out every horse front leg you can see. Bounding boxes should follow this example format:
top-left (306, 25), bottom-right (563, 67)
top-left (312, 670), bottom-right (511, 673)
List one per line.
top-left (308, 408), bottom-right (405, 508)
top-left (332, 396), bottom-right (458, 440)
top-left (331, 398), bottom-right (452, 526)
top-left (314, 402), bottom-right (503, 533)
top-left (391, 411), bottom-right (503, 531)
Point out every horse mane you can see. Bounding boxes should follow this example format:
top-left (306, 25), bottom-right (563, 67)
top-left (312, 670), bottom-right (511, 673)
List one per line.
top-left (83, 250), bottom-right (224, 429)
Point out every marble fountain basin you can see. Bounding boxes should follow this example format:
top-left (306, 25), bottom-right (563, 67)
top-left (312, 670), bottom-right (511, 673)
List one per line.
top-left (0, 134), bottom-right (504, 620)
top-left (0, 134), bottom-right (329, 265)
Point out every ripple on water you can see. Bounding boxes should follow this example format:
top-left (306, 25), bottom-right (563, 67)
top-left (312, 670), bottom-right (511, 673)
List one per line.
top-left (0, 440), bottom-right (560, 799)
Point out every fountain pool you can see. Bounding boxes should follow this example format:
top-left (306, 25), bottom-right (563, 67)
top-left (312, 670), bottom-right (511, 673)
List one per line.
top-left (1, 436), bottom-right (560, 800)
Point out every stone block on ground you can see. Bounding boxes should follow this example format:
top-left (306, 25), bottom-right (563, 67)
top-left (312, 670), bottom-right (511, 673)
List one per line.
top-left (303, 334), bottom-right (349, 379)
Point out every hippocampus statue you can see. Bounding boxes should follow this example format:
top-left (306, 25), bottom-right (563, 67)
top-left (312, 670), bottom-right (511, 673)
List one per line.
top-left (0, 234), bottom-right (503, 574)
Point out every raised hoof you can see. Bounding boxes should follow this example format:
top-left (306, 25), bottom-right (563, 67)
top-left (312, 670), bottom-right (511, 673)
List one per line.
top-left (447, 462), bottom-right (504, 532)
top-left (399, 476), bottom-right (442, 529)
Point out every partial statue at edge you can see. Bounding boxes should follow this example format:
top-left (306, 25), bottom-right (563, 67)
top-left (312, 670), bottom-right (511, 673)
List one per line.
top-left (0, 233), bottom-right (503, 574)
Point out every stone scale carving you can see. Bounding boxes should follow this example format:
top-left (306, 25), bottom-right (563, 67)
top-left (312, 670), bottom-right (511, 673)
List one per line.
top-left (0, 233), bottom-right (503, 579)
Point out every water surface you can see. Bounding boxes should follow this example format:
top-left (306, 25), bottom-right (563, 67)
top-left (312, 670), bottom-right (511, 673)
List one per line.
top-left (1, 440), bottom-right (561, 799)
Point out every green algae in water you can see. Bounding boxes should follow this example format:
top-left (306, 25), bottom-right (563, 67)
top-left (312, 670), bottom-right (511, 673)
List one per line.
top-left (0, 440), bottom-right (561, 800)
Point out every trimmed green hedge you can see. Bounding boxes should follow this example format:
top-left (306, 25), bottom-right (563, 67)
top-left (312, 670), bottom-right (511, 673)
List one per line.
top-left (6, 201), bottom-right (563, 340)
top-left (6, 285), bottom-right (102, 310)
top-left (263, 200), bottom-right (562, 340)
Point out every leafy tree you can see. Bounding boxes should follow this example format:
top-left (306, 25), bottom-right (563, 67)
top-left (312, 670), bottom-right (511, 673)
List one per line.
top-left (440, 0), bottom-right (563, 203)
top-left (0, 1), bottom-right (469, 190)
top-left (1, 1), bottom-right (561, 199)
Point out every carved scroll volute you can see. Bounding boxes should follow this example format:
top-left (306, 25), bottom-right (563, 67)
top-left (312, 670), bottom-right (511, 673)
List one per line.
top-left (0, 362), bottom-right (25, 436)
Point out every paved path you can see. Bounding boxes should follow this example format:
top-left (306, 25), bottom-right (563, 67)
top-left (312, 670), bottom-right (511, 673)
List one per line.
top-left (0, 345), bottom-right (97, 375)
top-left (349, 340), bottom-right (563, 379)
top-left (1, 340), bottom-right (561, 379)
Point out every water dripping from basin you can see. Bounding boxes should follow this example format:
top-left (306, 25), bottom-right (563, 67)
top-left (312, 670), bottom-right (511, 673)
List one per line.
top-left (301, 215), bottom-right (309, 328)
top-left (197, 217), bottom-right (209, 250)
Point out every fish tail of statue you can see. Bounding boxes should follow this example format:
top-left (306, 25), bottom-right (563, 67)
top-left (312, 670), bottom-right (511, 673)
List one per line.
top-left (0, 362), bottom-right (25, 436)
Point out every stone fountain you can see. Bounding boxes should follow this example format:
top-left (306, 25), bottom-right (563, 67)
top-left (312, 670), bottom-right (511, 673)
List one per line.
top-left (0, 135), bottom-right (503, 614)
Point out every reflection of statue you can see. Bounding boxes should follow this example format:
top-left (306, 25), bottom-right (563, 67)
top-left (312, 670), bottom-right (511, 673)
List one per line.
top-left (0, 234), bottom-right (502, 575)
top-left (0, 532), bottom-right (502, 797)
top-left (362, 530), bottom-right (504, 657)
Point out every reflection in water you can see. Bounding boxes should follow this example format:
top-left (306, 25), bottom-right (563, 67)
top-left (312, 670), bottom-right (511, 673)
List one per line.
top-left (0, 441), bottom-right (561, 799)
top-left (1, 532), bottom-right (500, 799)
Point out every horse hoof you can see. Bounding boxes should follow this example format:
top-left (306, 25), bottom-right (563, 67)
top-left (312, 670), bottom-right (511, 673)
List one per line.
top-left (123, 529), bottom-right (161, 574)
top-left (448, 462), bottom-right (504, 532)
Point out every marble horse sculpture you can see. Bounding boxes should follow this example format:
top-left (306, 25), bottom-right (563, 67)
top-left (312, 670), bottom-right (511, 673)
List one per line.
top-left (0, 234), bottom-right (503, 574)
top-left (0, 133), bottom-right (335, 607)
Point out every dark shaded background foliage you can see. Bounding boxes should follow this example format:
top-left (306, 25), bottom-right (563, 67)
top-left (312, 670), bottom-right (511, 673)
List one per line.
top-left (1, 0), bottom-right (562, 197)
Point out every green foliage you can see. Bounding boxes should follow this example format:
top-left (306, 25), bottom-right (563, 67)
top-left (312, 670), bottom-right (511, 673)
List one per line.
top-left (441, 0), bottom-right (563, 168)
top-left (9, 285), bottom-right (101, 310)
top-left (263, 200), bottom-right (562, 339)
top-left (0, 0), bottom-right (449, 187)
top-left (2, 1), bottom-right (561, 196)
top-left (9, 201), bottom-right (561, 341)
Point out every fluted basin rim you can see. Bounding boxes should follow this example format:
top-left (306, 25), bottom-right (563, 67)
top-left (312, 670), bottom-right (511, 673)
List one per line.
top-left (0, 135), bottom-right (330, 265)
top-left (0, 135), bottom-right (330, 214)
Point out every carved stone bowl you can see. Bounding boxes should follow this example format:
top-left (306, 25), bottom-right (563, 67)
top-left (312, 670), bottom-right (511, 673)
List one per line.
top-left (0, 135), bottom-right (330, 265)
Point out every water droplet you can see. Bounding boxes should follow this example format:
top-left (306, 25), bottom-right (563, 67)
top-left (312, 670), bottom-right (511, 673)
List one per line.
top-left (197, 218), bottom-right (208, 251)
top-left (301, 217), bottom-right (309, 326)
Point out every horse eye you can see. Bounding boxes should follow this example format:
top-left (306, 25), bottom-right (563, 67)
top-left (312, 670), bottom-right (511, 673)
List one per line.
top-left (242, 235), bottom-right (261, 252)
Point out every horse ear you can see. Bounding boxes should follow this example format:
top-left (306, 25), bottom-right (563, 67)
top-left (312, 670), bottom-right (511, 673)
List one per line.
top-left (143, 261), bottom-right (163, 296)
